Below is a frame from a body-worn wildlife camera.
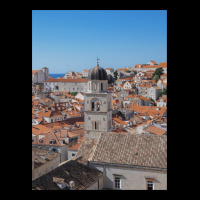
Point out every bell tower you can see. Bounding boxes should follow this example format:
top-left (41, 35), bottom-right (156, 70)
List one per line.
top-left (84, 58), bottom-right (112, 139)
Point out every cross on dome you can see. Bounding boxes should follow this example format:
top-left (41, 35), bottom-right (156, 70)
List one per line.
top-left (97, 57), bottom-right (100, 67)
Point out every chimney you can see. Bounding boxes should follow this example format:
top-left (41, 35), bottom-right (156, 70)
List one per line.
top-left (149, 103), bottom-right (151, 109)
top-left (69, 181), bottom-right (75, 190)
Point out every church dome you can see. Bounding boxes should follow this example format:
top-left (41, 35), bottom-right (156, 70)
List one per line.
top-left (88, 61), bottom-right (107, 81)
top-left (107, 74), bottom-right (114, 84)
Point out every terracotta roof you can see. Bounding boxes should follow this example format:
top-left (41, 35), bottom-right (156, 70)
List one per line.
top-left (149, 61), bottom-right (157, 64)
top-left (32, 70), bottom-right (40, 74)
top-left (145, 125), bottom-right (166, 136)
top-left (32, 125), bottom-right (51, 135)
top-left (124, 94), bottom-right (150, 101)
top-left (131, 104), bottom-right (167, 118)
top-left (135, 64), bottom-right (143, 68)
top-left (158, 62), bottom-right (167, 68)
top-left (157, 97), bottom-right (167, 103)
top-left (32, 132), bottom-right (65, 147)
top-left (139, 83), bottom-right (151, 88)
top-left (68, 137), bottom-right (84, 150)
top-left (113, 118), bottom-right (127, 126)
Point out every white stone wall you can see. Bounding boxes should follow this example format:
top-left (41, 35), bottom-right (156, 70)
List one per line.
top-left (138, 87), bottom-right (149, 98)
top-left (157, 102), bottom-right (167, 107)
top-left (84, 93), bottom-right (112, 113)
top-left (148, 87), bottom-right (162, 101)
top-left (84, 110), bottom-right (112, 133)
top-left (67, 150), bottom-right (77, 160)
top-left (90, 163), bottom-right (167, 190)
top-left (75, 93), bottom-right (84, 100)
top-left (44, 82), bottom-right (88, 92)
top-left (84, 91), bottom-right (113, 138)
top-left (33, 70), bottom-right (48, 84)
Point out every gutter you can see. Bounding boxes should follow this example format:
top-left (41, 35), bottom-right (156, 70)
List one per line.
top-left (90, 161), bottom-right (167, 172)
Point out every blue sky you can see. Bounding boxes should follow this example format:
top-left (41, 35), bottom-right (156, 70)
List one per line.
top-left (32, 10), bottom-right (167, 73)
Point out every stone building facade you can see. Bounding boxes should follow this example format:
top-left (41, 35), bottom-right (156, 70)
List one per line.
top-left (84, 62), bottom-right (112, 139)
top-left (148, 86), bottom-right (162, 101)
top-left (89, 163), bottom-right (167, 190)
top-left (44, 78), bottom-right (88, 93)
top-left (32, 67), bottom-right (49, 84)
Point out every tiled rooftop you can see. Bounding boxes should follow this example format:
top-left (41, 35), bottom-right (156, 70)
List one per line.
top-left (32, 159), bottom-right (103, 190)
top-left (90, 132), bottom-right (167, 169)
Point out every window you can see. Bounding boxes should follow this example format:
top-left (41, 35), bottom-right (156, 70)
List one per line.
top-left (147, 180), bottom-right (154, 190)
top-left (101, 83), bottom-right (103, 90)
top-left (95, 121), bottom-right (97, 130)
top-left (72, 153), bottom-right (76, 157)
top-left (92, 102), bottom-right (95, 111)
top-left (114, 177), bottom-right (121, 189)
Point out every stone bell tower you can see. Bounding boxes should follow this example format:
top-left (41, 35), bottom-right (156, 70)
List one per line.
top-left (84, 58), bottom-right (112, 139)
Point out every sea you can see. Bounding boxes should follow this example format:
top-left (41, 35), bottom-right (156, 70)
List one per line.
top-left (49, 74), bottom-right (65, 78)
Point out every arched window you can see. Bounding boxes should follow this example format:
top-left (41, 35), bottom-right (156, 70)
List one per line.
top-left (91, 98), bottom-right (101, 111)
top-left (92, 102), bottom-right (95, 111)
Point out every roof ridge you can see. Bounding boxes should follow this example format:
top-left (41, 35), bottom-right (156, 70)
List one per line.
top-left (88, 132), bottom-right (102, 162)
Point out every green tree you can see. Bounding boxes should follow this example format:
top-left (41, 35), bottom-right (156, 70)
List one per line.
top-left (152, 68), bottom-right (164, 82)
top-left (150, 98), bottom-right (156, 106)
top-left (113, 70), bottom-right (118, 81)
top-left (158, 88), bottom-right (167, 98)
top-left (70, 92), bottom-right (78, 96)
top-left (161, 88), bottom-right (167, 95)
top-left (152, 74), bottom-right (160, 82)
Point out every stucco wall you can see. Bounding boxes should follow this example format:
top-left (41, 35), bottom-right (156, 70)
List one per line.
top-left (90, 163), bottom-right (167, 190)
